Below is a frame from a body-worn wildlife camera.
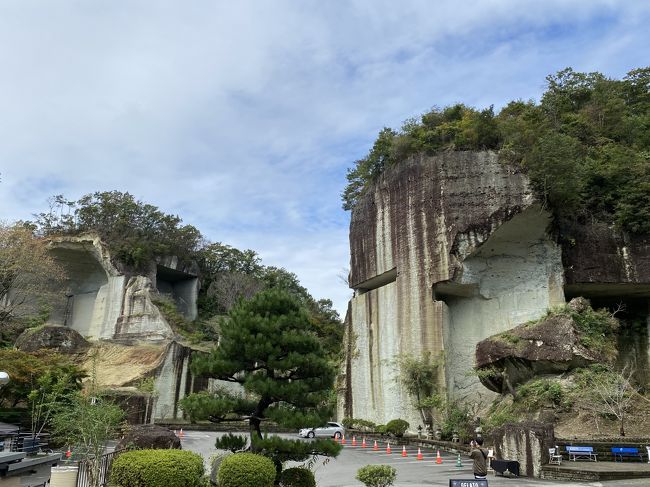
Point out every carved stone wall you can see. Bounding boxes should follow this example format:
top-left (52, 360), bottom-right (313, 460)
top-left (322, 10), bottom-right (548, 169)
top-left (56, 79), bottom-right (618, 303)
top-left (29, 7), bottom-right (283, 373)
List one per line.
top-left (344, 150), bottom-right (650, 428)
top-left (345, 151), bottom-right (563, 424)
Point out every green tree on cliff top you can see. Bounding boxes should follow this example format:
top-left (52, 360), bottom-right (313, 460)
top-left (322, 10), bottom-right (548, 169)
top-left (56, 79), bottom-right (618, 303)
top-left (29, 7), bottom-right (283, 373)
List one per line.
top-left (342, 67), bottom-right (650, 235)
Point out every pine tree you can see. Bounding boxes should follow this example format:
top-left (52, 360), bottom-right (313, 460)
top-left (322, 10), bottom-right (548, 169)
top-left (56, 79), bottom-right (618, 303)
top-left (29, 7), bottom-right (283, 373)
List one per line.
top-left (185, 288), bottom-right (336, 440)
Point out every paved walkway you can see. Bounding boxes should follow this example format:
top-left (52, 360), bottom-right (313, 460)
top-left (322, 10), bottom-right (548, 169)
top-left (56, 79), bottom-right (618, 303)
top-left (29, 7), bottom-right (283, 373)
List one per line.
top-left (179, 430), bottom-right (650, 486)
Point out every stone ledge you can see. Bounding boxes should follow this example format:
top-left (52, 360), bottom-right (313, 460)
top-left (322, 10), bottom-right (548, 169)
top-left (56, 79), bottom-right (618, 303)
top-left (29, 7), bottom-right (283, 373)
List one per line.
top-left (541, 462), bottom-right (650, 481)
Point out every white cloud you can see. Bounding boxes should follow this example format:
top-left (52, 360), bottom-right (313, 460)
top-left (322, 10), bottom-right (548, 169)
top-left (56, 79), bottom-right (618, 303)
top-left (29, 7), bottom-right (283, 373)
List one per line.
top-left (0, 0), bottom-right (649, 316)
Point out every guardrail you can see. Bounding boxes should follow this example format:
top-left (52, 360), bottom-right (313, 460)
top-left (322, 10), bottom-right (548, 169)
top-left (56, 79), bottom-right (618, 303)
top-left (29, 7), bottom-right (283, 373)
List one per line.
top-left (76, 449), bottom-right (124, 487)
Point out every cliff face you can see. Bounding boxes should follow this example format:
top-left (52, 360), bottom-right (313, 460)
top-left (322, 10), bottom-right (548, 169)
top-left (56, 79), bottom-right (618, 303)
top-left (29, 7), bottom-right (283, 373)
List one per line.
top-left (46, 235), bottom-right (199, 341)
top-left (17, 235), bottom-right (205, 422)
top-left (344, 151), bottom-right (650, 427)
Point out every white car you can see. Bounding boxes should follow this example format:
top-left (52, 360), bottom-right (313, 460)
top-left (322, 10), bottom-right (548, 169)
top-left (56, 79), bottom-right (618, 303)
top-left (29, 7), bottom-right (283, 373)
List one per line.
top-left (298, 422), bottom-right (345, 439)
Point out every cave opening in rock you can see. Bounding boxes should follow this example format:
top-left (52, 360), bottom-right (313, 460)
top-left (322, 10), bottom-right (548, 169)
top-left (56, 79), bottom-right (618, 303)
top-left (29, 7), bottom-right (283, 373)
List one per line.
top-left (155, 265), bottom-right (198, 321)
top-left (48, 246), bottom-right (110, 337)
top-left (434, 207), bottom-right (565, 402)
top-left (565, 284), bottom-right (650, 389)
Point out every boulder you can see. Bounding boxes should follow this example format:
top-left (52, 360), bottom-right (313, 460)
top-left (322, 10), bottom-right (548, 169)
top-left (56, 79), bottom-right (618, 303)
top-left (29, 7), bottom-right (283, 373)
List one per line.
top-left (475, 298), bottom-right (617, 393)
top-left (116, 424), bottom-right (181, 450)
top-left (15, 325), bottom-right (89, 353)
top-left (490, 421), bottom-right (555, 478)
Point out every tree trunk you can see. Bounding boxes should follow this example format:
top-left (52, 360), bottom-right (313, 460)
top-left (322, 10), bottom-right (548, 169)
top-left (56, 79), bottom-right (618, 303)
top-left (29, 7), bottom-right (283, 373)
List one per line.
top-left (249, 396), bottom-right (272, 447)
top-left (620, 415), bottom-right (625, 437)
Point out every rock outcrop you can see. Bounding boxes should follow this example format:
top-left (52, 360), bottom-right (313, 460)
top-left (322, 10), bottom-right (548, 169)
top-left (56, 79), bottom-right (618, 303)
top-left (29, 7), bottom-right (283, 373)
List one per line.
top-left (45, 234), bottom-right (199, 341)
top-left (344, 151), bottom-right (565, 427)
top-left (490, 422), bottom-right (555, 478)
top-left (475, 298), bottom-right (617, 393)
top-left (116, 424), bottom-right (181, 450)
top-left (15, 325), bottom-right (89, 353)
top-left (343, 150), bottom-right (650, 427)
top-left (12, 234), bottom-right (207, 423)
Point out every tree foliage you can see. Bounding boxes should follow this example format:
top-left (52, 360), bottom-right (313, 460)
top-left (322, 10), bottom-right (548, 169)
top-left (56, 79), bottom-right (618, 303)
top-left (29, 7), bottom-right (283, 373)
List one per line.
top-left (50, 392), bottom-right (125, 487)
top-left (343, 67), bottom-right (650, 235)
top-left (184, 289), bottom-right (336, 439)
top-left (0, 223), bottom-right (65, 325)
top-left (396, 353), bottom-right (442, 428)
top-left (0, 349), bottom-right (85, 408)
top-left (29, 191), bottom-right (202, 270)
top-left (572, 364), bottom-right (640, 437)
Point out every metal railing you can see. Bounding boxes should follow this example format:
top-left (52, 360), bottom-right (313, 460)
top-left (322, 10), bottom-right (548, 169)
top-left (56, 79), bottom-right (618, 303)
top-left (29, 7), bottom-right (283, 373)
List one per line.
top-left (76, 449), bottom-right (124, 487)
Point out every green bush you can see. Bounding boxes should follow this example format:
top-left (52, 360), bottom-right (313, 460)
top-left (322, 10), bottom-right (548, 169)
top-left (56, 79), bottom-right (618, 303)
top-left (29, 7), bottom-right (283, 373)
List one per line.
top-left (111, 449), bottom-right (204, 487)
top-left (355, 419), bottom-right (377, 431)
top-left (356, 465), bottom-right (397, 487)
top-left (341, 67), bottom-right (650, 237)
top-left (215, 433), bottom-right (248, 452)
top-left (217, 452), bottom-right (276, 487)
top-left (278, 467), bottom-right (316, 487)
top-left (375, 424), bottom-right (387, 435)
top-left (483, 403), bottom-right (520, 433)
top-left (516, 379), bottom-right (568, 410)
top-left (441, 402), bottom-right (472, 441)
top-left (385, 419), bottom-right (409, 437)
top-left (341, 417), bottom-right (377, 431)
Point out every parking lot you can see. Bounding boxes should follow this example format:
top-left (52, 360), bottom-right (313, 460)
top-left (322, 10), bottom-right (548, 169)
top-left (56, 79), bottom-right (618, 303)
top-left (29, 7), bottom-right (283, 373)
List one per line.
top-left (180, 431), bottom-right (650, 487)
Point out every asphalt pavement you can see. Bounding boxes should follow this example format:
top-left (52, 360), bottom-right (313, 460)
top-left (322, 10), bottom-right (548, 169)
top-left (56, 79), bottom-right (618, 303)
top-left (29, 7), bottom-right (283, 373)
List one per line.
top-left (178, 430), bottom-right (650, 487)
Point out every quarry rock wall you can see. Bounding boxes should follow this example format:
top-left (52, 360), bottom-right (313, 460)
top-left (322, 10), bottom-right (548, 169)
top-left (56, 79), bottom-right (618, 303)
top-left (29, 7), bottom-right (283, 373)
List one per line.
top-left (33, 235), bottom-right (204, 421)
top-left (46, 235), bottom-right (198, 341)
top-left (344, 150), bottom-right (650, 428)
top-left (346, 151), bottom-right (564, 426)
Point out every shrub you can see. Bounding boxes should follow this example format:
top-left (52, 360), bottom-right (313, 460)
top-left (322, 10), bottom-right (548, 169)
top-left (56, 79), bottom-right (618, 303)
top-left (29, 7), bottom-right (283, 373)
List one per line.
top-left (483, 404), bottom-right (519, 433)
top-left (385, 419), bottom-right (409, 437)
top-left (356, 465), bottom-right (397, 487)
top-left (441, 402), bottom-right (472, 441)
top-left (217, 452), bottom-right (276, 487)
top-left (375, 424), bottom-right (387, 435)
top-left (516, 379), bottom-right (567, 410)
top-left (111, 449), bottom-right (205, 487)
top-left (215, 433), bottom-right (248, 452)
top-left (354, 419), bottom-right (377, 431)
top-left (341, 417), bottom-right (377, 431)
top-left (278, 467), bottom-right (316, 487)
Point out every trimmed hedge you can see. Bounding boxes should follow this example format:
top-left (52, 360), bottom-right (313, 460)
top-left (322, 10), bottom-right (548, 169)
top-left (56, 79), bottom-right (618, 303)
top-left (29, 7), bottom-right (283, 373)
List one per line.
top-left (111, 449), bottom-right (204, 487)
top-left (356, 465), bottom-right (397, 487)
top-left (217, 452), bottom-right (276, 487)
top-left (279, 467), bottom-right (316, 487)
top-left (385, 419), bottom-right (409, 437)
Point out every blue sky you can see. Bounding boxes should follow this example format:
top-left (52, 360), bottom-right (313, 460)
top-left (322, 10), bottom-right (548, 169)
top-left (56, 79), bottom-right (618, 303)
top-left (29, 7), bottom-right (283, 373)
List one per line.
top-left (1, 1), bottom-right (649, 316)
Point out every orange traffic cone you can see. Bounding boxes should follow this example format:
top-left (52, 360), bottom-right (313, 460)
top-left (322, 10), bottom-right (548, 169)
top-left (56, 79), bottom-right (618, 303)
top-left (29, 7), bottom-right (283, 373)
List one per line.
top-left (373, 440), bottom-right (378, 451)
top-left (417, 448), bottom-right (423, 460)
top-left (362, 437), bottom-right (367, 448)
top-left (179, 428), bottom-right (185, 438)
top-left (341, 435), bottom-right (346, 445)
top-left (401, 445), bottom-right (407, 457)
top-left (386, 442), bottom-right (392, 454)
top-left (436, 449), bottom-right (443, 464)
top-left (352, 436), bottom-right (357, 446)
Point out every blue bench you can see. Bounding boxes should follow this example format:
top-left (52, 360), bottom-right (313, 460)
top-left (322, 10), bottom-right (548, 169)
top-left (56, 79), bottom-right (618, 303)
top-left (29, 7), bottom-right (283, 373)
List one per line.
top-left (566, 446), bottom-right (598, 461)
top-left (612, 447), bottom-right (644, 462)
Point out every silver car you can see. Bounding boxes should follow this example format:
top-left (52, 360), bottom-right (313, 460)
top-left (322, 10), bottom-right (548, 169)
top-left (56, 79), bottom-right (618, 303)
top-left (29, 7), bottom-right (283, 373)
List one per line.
top-left (298, 421), bottom-right (345, 439)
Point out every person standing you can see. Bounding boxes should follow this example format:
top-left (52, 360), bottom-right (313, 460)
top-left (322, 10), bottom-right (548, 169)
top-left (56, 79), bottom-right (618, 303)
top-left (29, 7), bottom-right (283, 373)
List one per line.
top-left (470, 437), bottom-right (488, 480)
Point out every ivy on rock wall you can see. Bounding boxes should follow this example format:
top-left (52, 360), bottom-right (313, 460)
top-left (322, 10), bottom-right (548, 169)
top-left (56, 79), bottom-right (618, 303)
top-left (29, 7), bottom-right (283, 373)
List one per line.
top-left (343, 67), bottom-right (650, 235)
